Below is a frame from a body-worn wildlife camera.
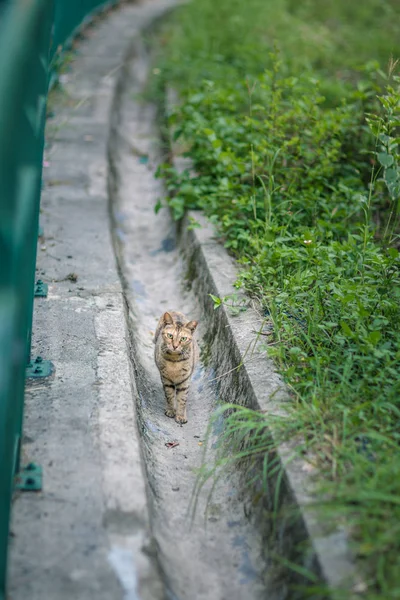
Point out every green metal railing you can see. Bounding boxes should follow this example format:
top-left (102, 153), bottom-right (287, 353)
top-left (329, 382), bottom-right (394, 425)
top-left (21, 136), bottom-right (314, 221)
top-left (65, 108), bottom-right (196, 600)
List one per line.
top-left (0, 1), bottom-right (120, 597)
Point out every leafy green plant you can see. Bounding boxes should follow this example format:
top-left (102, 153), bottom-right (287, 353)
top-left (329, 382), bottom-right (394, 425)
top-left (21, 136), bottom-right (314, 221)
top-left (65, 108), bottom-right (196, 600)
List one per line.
top-left (366, 63), bottom-right (400, 245)
top-left (208, 293), bottom-right (247, 315)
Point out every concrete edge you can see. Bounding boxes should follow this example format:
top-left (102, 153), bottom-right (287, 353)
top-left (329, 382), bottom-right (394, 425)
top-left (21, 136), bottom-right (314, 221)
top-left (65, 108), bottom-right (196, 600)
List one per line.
top-left (162, 86), bottom-right (365, 597)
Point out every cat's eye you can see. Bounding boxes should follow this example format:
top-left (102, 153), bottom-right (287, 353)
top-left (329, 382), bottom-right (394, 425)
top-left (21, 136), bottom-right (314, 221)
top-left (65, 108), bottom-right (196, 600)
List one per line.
top-left (167, 333), bottom-right (173, 339)
top-left (180, 336), bottom-right (187, 342)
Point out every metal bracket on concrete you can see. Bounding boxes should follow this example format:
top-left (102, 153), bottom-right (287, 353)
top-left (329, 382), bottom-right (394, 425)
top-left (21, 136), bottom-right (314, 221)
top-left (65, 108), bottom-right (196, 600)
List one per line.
top-left (26, 356), bottom-right (53, 378)
top-left (34, 279), bottom-right (48, 297)
top-left (15, 463), bottom-right (43, 491)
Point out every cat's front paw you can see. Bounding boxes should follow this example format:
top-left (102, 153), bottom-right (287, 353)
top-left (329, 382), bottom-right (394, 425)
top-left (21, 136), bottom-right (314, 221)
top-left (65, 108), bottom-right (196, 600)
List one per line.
top-left (175, 415), bottom-right (187, 425)
top-left (165, 409), bottom-right (176, 418)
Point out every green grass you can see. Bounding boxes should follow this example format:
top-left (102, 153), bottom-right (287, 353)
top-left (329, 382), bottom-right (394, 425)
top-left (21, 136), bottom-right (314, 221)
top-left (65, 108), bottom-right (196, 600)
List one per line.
top-left (150, 0), bottom-right (400, 597)
top-left (155, 0), bottom-right (400, 104)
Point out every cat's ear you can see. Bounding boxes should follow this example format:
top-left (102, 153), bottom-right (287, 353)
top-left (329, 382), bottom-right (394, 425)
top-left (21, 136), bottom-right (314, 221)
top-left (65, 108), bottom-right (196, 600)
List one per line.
top-left (163, 312), bottom-right (173, 325)
top-left (185, 320), bottom-right (198, 333)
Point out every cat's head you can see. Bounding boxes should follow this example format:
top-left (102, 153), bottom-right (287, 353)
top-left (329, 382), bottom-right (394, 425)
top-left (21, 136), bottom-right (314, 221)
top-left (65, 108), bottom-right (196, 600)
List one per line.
top-left (161, 312), bottom-right (198, 355)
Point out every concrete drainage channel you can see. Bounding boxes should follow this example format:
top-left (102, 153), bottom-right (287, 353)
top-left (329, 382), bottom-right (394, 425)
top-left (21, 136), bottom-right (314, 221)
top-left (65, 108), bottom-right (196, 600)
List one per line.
top-left (108, 12), bottom-right (358, 600)
top-left (108, 36), bottom-right (271, 600)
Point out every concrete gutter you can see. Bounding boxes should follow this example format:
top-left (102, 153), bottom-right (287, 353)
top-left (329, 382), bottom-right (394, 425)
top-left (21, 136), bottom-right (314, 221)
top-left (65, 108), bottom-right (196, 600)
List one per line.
top-left (7, 2), bottom-right (179, 599)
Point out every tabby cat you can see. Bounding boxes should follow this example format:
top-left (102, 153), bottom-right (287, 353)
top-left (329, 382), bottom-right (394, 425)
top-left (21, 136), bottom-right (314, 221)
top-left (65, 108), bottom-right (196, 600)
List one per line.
top-left (154, 311), bottom-right (198, 424)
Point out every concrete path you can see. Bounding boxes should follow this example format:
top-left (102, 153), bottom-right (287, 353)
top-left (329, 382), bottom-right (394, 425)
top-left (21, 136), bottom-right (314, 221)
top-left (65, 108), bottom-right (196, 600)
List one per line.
top-left (8, 2), bottom-right (177, 599)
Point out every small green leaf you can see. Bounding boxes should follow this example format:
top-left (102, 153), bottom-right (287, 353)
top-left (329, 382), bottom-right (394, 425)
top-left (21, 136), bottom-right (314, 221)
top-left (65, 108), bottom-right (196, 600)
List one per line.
top-left (212, 139), bottom-right (222, 149)
top-left (173, 128), bottom-right (183, 141)
top-left (209, 294), bottom-right (222, 309)
top-left (204, 128), bottom-right (215, 137)
top-left (377, 152), bottom-right (394, 168)
top-left (289, 346), bottom-right (302, 356)
top-left (388, 248), bottom-right (399, 259)
top-left (154, 199), bottom-right (163, 214)
top-left (187, 216), bottom-right (202, 230)
top-left (340, 321), bottom-right (353, 337)
top-left (384, 167), bottom-right (398, 183)
top-left (368, 331), bottom-right (382, 345)
top-left (342, 293), bottom-right (356, 304)
top-left (189, 93), bottom-right (204, 104)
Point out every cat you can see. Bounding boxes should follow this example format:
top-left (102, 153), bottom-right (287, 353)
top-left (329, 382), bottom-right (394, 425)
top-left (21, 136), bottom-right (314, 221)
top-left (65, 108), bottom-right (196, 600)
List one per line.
top-left (153, 311), bottom-right (198, 425)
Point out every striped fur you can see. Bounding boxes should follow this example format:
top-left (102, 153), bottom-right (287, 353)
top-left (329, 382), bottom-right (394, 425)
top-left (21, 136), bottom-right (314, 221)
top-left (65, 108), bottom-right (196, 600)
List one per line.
top-left (153, 311), bottom-right (198, 424)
